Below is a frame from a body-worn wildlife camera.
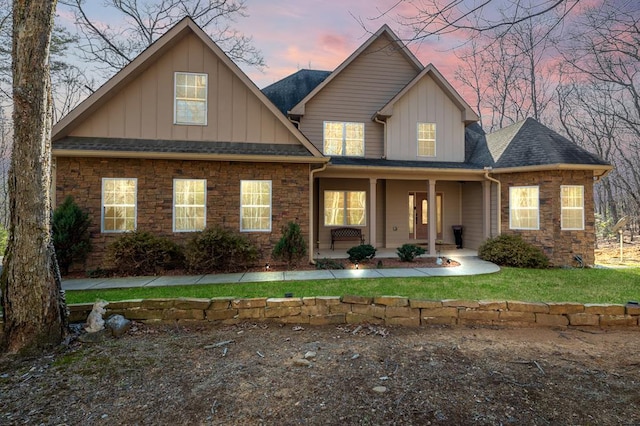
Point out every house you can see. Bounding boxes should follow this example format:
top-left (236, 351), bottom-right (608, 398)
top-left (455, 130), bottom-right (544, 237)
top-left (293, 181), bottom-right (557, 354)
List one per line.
top-left (52, 18), bottom-right (611, 271)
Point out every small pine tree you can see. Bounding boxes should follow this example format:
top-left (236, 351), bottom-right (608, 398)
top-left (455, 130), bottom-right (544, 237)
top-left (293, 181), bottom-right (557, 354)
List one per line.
top-left (272, 221), bottom-right (307, 269)
top-left (53, 196), bottom-right (91, 275)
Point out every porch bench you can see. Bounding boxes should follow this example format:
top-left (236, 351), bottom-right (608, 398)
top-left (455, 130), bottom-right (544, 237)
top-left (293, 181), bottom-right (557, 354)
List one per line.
top-left (330, 227), bottom-right (365, 250)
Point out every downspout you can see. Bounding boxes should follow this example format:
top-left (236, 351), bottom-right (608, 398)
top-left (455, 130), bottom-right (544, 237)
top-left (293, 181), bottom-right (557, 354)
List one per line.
top-left (308, 162), bottom-right (328, 265)
top-left (483, 167), bottom-right (502, 235)
top-left (374, 116), bottom-right (387, 159)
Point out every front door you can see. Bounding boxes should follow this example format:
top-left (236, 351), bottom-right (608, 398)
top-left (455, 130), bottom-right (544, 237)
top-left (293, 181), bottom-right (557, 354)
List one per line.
top-left (409, 192), bottom-right (428, 239)
top-left (409, 192), bottom-right (443, 240)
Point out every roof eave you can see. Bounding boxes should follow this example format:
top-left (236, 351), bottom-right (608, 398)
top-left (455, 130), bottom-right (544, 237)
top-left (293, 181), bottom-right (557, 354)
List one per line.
top-left (52, 149), bottom-right (329, 164)
top-left (491, 163), bottom-right (613, 175)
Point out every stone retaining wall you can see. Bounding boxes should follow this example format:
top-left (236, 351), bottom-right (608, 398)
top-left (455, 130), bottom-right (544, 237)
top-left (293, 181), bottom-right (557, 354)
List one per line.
top-left (68, 297), bottom-right (640, 329)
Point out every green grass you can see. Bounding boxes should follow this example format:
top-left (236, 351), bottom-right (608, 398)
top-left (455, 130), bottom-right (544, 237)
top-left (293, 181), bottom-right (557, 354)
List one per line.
top-left (65, 267), bottom-right (640, 305)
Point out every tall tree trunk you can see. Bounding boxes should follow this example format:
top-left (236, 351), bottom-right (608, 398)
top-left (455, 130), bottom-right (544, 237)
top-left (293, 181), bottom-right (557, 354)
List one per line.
top-left (1, 0), bottom-right (66, 355)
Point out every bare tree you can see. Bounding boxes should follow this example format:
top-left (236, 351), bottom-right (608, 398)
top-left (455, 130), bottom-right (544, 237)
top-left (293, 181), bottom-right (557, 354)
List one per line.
top-left (1, 0), bottom-right (67, 354)
top-left (556, 2), bottom-right (640, 234)
top-left (453, 10), bottom-right (558, 130)
top-left (382, 0), bottom-right (579, 39)
top-left (60, 0), bottom-right (264, 79)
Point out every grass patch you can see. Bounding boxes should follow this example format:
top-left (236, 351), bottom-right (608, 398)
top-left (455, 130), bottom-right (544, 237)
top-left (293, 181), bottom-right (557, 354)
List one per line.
top-left (65, 267), bottom-right (640, 305)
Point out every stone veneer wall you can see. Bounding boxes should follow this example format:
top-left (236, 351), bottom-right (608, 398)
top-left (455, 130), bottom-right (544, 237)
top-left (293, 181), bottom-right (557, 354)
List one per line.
top-left (67, 297), bottom-right (640, 329)
top-left (55, 157), bottom-right (310, 271)
top-left (498, 170), bottom-right (596, 266)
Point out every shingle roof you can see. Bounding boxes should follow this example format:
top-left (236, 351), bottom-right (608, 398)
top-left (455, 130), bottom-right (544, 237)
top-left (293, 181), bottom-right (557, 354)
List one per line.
top-left (485, 118), bottom-right (610, 168)
top-left (53, 137), bottom-right (314, 157)
top-left (262, 69), bottom-right (331, 115)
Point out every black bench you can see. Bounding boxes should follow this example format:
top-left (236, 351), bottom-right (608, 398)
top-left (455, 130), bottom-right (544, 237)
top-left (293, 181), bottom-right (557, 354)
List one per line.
top-left (330, 227), bottom-right (365, 250)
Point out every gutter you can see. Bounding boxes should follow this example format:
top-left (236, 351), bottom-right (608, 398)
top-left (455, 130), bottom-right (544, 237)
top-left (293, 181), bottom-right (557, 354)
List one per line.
top-left (52, 149), bottom-right (328, 164)
top-left (308, 162), bottom-right (329, 265)
top-left (373, 116), bottom-right (387, 159)
top-left (483, 167), bottom-right (502, 236)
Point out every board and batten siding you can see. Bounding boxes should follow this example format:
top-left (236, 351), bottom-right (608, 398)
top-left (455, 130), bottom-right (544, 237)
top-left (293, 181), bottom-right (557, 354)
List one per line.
top-left (386, 74), bottom-right (466, 162)
top-left (299, 34), bottom-right (419, 158)
top-left (69, 33), bottom-right (297, 145)
top-left (460, 182), bottom-right (484, 250)
top-left (384, 180), bottom-right (463, 248)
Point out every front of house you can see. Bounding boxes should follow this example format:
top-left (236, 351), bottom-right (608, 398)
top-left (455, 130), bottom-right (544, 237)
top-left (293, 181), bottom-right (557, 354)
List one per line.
top-left (52, 18), bottom-right (611, 271)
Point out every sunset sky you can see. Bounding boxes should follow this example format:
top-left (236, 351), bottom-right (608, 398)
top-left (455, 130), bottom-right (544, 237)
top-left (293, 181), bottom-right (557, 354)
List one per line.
top-left (232, 0), bottom-right (465, 88)
top-left (56, 1), bottom-right (467, 90)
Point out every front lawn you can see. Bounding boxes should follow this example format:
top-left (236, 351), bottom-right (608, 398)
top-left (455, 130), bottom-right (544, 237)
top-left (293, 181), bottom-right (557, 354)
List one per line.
top-left (65, 266), bottom-right (640, 305)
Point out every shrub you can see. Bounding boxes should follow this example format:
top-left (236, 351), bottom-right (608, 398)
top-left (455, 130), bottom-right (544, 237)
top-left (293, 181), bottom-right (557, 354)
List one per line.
top-left (272, 221), bottom-right (307, 269)
top-left (185, 226), bottom-right (259, 273)
top-left (105, 231), bottom-right (184, 276)
top-left (53, 196), bottom-right (91, 275)
top-left (346, 244), bottom-right (376, 264)
top-left (478, 234), bottom-right (549, 269)
top-left (315, 258), bottom-right (345, 270)
top-left (396, 244), bottom-right (426, 262)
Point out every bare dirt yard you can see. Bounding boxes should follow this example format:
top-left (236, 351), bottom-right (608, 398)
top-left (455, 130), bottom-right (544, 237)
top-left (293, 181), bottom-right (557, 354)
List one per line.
top-left (1, 322), bottom-right (639, 425)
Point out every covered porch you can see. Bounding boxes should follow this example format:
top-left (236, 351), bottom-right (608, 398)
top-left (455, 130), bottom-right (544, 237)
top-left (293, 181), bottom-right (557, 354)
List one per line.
top-left (309, 164), bottom-right (499, 260)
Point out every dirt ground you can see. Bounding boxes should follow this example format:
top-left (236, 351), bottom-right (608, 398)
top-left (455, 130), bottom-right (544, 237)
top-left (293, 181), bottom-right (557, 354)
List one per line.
top-left (596, 237), bottom-right (640, 267)
top-left (1, 322), bottom-right (639, 425)
top-left (1, 240), bottom-right (638, 425)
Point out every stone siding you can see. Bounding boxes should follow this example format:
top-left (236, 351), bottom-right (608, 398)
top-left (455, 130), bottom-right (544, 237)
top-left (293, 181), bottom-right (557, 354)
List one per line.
top-left (55, 157), bottom-right (310, 270)
top-left (66, 297), bottom-right (640, 329)
top-left (498, 170), bottom-right (596, 266)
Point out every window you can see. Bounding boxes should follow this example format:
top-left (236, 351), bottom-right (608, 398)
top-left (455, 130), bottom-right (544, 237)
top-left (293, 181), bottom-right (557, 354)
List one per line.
top-left (240, 180), bottom-right (271, 232)
top-left (561, 185), bottom-right (584, 230)
top-left (509, 186), bottom-right (539, 230)
top-left (174, 72), bottom-right (207, 125)
top-left (173, 179), bottom-right (206, 232)
top-left (417, 123), bottom-right (436, 157)
top-left (324, 191), bottom-right (366, 226)
top-left (323, 122), bottom-right (364, 156)
top-left (102, 178), bottom-right (137, 232)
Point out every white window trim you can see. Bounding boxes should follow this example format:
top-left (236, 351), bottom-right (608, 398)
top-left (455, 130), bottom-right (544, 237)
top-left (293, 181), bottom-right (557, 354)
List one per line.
top-left (561, 185), bottom-right (585, 230)
top-left (322, 121), bottom-right (365, 157)
top-left (240, 180), bottom-right (272, 232)
top-left (509, 185), bottom-right (540, 230)
top-left (323, 190), bottom-right (367, 227)
top-left (174, 71), bottom-right (208, 126)
top-left (172, 179), bottom-right (207, 232)
top-left (417, 122), bottom-right (436, 157)
top-left (101, 177), bottom-right (137, 233)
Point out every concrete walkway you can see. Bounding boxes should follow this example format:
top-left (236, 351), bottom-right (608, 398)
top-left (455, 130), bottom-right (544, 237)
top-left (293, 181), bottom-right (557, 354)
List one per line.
top-left (61, 256), bottom-right (500, 291)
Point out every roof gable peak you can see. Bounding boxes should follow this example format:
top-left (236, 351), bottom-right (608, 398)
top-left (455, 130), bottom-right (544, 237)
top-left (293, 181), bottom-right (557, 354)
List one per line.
top-left (289, 25), bottom-right (423, 116)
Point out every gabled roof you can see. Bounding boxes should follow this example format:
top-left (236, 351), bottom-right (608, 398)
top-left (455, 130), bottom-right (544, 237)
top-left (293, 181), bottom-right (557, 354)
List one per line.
top-left (485, 118), bottom-right (611, 170)
top-left (262, 69), bottom-right (331, 115)
top-left (288, 25), bottom-right (423, 116)
top-left (375, 64), bottom-right (479, 124)
top-left (52, 17), bottom-right (324, 160)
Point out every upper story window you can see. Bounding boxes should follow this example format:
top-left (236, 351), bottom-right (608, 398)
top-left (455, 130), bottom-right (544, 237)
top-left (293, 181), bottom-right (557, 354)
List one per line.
top-left (240, 180), bottom-right (272, 232)
top-left (417, 123), bottom-right (436, 157)
top-left (323, 121), bottom-right (364, 156)
top-left (561, 185), bottom-right (584, 230)
top-left (173, 179), bottom-right (206, 232)
top-left (509, 186), bottom-right (539, 230)
top-left (174, 72), bottom-right (207, 125)
top-left (102, 178), bottom-right (137, 233)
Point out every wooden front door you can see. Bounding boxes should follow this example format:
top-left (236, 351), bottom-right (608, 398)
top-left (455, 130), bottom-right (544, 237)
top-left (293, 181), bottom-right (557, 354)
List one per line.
top-left (409, 192), bottom-right (443, 240)
top-left (409, 192), bottom-right (429, 239)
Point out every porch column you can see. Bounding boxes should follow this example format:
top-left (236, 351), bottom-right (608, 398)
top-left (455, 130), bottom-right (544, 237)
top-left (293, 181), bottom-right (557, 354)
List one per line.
top-left (428, 179), bottom-right (436, 255)
top-left (482, 180), bottom-right (491, 239)
top-left (369, 178), bottom-right (377, 247)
